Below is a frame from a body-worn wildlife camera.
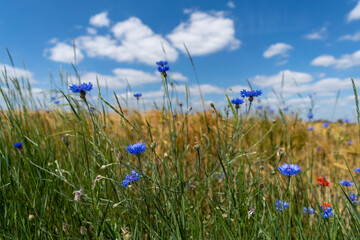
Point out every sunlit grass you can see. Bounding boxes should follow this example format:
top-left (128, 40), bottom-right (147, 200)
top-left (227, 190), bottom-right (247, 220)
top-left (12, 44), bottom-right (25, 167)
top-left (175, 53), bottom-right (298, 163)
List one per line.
top-left (0, 64), bottom-right (360, 239)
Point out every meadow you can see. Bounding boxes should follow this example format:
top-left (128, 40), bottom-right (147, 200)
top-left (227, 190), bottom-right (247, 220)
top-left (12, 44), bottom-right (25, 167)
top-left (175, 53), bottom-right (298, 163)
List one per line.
top-left (1, 60), bottom-right (360, 239)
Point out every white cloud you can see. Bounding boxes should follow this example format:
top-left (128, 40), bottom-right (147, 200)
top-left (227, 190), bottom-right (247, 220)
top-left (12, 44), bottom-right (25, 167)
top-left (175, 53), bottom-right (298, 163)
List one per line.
top-left (167, 10), bottom-right (241, 55)
top-left (71, 17), bottom-right (177, 65)
top-left (44, 42), bottom-right (84, 63)
top-left (0, 63), bottom-right (37, 83)
top-left (308, 77), bottom-right (357, 92)
top-left (81, 68), bottom-right (161, 89)
top-left (311, 55), bottom-right (336, 67)
top-left (170, 72), bottom-right (188, 82)
top-left (304, 27), bottom-right (327, 40)
top-left (263, 43), bottom-right (293, 58)
top-left (228, 84), bottom-right (249, 93)
top-left (252, 70), bottom-right (313, 88)
top-left (173, 84), bottom-right (224, 96)
top-left (110, 17), bottom-right (178, 64)
top-left (347, 1), bottom-right (360, 22)
top-left (87, 27), bottom-right (97, 35)
top-left (339, 32), bottom-right (360, 41)
top-left (227, 1), bottom-right (236, 8)
top-left (90, 11), bottom-right (110, 27)
top-left (250, 70), bottom-right (360, 100)
top-left (311, 50), bottom-right (360, 69)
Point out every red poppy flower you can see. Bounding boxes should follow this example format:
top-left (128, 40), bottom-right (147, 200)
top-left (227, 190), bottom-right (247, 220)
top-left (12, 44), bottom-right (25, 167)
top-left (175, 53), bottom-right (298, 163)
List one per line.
top-left (317, 177), bottom-right (331, 187)
top-left (321, 201), bottom-right (331, 209)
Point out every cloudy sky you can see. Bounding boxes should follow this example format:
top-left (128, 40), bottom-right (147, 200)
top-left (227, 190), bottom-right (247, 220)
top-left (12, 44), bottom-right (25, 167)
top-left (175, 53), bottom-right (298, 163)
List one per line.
top-left (1, 0), bottom-right (360, 120)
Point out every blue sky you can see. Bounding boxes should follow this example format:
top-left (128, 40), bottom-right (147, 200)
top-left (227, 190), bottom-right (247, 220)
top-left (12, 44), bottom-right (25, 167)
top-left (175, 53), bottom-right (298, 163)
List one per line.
top-left (1, 0), bottom-right (360, 120)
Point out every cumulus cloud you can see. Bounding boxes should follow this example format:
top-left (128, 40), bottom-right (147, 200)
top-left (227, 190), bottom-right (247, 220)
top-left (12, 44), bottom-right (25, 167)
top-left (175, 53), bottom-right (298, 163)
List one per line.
top-left (263, 43), bottom-right (293, 58)
top-left (90, 11), bottom-right (110, 27)
top-left (170, 72), bottom-right (188, 82)
top-left (227, 1), bottom-right (236, 8)
top-left (81, 68), bottom-right (160, 89)
top-left (311, 50), bottom-right (360, 69)
top-left (339, 32), bottom-right (360, 41)
top-left (304, 27), bottom-right (327, 40)
top-left (347, 1), bottom-right (360, 22)
top-left (47, 10), bottom-right (241, 65)
top-left (252, 70), bottom-right (313, 91)
top-left (250, 70), bottom-right (360, 99)
top-left (167, 10), bottom-right (241, 55)
top-left (0, 63), bottom-right (37, 83)
top-left (66, 17), bottom-right (178, 65)
top-left (44, 42), bottom-right (84, 63)
top-left (80, 68), bottom-right (187, 89)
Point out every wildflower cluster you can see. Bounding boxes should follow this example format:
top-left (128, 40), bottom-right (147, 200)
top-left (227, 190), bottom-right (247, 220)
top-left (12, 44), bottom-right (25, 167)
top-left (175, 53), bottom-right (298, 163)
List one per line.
top-left (127, 142), bottom-right (146, 156)
top-left (317, 177), bottom-right (330, 187)
top-left (122, 171), bottom-right (141, 187)
top-left (275, 200), bottom-right (289, 212)
top-left (321, 206), bottom-right (334, 219)
top-left (231, 98), bottom-right (244, 109)
top-left (14, 142), bottom-right (23, 150)
top-left (339, 180), bottom-right (354, 187)
top-left (240, 89), bottom-right (262, 102)
top-left (134, 93), bottom-right (142, 99)
top-left (278, 163), bottom-right (301, 177)
top-left (69, 82), bottom-right (93, 99)
top-left (156, 60), bottom-right (170, 76)
top-left (349, 192), bottom-right (359, 204)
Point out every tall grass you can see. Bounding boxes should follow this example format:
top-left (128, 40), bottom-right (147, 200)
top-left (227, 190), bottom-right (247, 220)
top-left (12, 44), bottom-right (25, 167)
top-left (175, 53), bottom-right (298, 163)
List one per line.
top-left (0, 63), bottom-right (360, 239)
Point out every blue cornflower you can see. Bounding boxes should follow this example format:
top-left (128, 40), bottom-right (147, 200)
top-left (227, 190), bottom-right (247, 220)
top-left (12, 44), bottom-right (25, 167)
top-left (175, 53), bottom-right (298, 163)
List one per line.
top-left (349, 192), bottom-right (359, 204)
top-left (240, 89), bottom-right (262, 101)
top-left (322, 122), bottom-right (330, 128)
top-left (156, 60), bottom-right (168, 66)
top-left (127, 142), bottom-right (146, 156)
top-left (278, 163), bottom-right (301, 177)
top-left (46, 110), bottom-right (50, 113)
top-left (307, 113), bottom-right (313, 119)
top-left (14, 142), bottom-right (23, 150)
top-left (256, 105), bottom-right (263, 110)
top-left (231, 98), bottom-right (244, 106)
top-left (304, 207), bottom-right (315, 215)
top-left (340, 180), bottom-right (354, 187)
top-left (122, 171), bottom-right (141, 187)
top-left (308, 126), bottom-right (314, 131)
top-left (219, 173), bottom-right (226, 179)
top-left (69, 82), bottom-right (93, 98)
top-left (321, 206), bottom-right (334, 219)
top-left (134, 93), bottom-right (142, 99)
top-left (269, 109), bottom-right (275, 114)
top-left (316, 147), bottom-right (322, 151)
top-left (355, 168), bottom-right (360, 173)
top-left (54, 100), bottom-right (60, 105)
top-left (283, 106), bottom-right (289, 111)
top-left (348, 140), bottom-right (354, 145)
top-left (156, 60), bottom-right (170, 73)
top-left (275, 200), bottom-right (289, 212)
top-left (51, 96), bottom-right (57, 101)
top-left (344, 119), bottom-right (350, 123)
